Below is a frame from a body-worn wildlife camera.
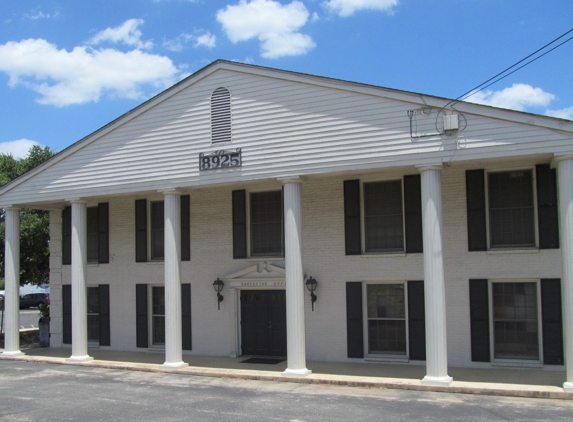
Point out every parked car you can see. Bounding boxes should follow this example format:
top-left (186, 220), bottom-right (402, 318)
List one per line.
top-left (20, 293), bottom-right (49, 309)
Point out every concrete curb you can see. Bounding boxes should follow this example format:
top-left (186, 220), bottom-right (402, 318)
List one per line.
top-left (1, 353), bottom-right (572, 400)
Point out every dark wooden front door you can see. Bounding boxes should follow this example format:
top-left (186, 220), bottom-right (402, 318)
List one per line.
top-left (240, 290), bottom-right (287, 357)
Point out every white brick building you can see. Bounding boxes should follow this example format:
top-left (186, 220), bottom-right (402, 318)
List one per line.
top-left (1, 60), bottom-right (573, 390)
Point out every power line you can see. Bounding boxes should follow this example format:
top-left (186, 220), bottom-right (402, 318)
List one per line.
top-left (447, 27), bottom-right (573, 109)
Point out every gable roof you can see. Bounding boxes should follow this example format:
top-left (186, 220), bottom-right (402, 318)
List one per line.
top-left (1, 59), bottom-right (572, 208)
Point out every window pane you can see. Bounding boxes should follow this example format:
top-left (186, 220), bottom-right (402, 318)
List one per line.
top-left (87, 315), bottom-right (100, 341)
top-left (493, 282), bottom-right (539, 360)
top-left (368, 320), bottom-right (407, 354)
top-left (152, 287), bottom-right (165, 345)
top-left (489, 171), bottom-right (535, 248)
top-left (367, 284), bottom-right (405, 319)
top-left (364, 181), bottom-right (404, 252)
top-left (87, 287), bottom-right (100, 314)
top-left (367, 284), bottom-right (406, 355)
top-left (251, 191), bottom-right (283, 256)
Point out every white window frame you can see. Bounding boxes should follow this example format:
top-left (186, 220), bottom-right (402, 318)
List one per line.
top-left (247, 189), bottom-right (284, 259)
top-left (488, 279), bottom-right (544, 364)
top-left (360, 178), bottom-right (407, 255)
top-left (362, 281), bottom-right (410, 360)
top-left (484, 167), bottom-right (539, 251)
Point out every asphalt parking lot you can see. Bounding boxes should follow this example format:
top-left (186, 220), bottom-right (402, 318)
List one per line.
top-left (0, 308), bottom-right (39, 330)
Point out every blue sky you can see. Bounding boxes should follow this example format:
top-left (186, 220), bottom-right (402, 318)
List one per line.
top-left (1, 0), bottom-right (572, 157)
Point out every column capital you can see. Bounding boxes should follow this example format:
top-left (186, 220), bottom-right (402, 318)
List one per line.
top-left (4, 206), bottom-right (21, 211)
top-left (416, 164), bottom-right (444, 173)
top-left (67, 199), bottom-right (87, 204)
top-left (159, 188), bottom-right (184, 196)
top-left (278, 176), bottom-right (307, 184)
top-left (553, 153), bottom-right (573, 164)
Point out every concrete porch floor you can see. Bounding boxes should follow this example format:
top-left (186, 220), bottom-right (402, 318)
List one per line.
top-left (1, 345), bottom-right (571, 400)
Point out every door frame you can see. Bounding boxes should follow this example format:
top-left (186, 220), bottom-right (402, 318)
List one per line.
top-left (226, 262), bottom-right (287, 358)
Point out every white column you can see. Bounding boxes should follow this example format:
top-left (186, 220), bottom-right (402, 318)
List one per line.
top-left (160, 190), bottom-right (188, 369)
top-left (556, 155), bottom-right (573, 392)
top-left (1, 207), bottom-right (23, 357)
top-left (418, 165), bottom-right (452, 386)
top-left (280, 177), bottom-right (311, 377)
top-left (67, 200), bottom-right (93, 362)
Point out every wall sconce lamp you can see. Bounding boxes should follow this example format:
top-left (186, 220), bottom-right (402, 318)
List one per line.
top-left (305, 276), bottom-right (318, 311)
top-left (213, 277), bottom-right (224, 310)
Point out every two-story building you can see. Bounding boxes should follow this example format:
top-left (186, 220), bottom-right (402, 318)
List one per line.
top-left (1, 60), bottom-right (572, 390)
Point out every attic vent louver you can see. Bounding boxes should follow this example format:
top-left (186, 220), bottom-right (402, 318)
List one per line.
top-left (211, 87), bottom-right (232, 144)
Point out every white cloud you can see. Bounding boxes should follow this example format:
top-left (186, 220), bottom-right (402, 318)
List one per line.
top-left (322, 0), bottom-right (398, 17)
top-left (546, 106), bottom-right (573, 121)
top-left (89, 19), bottom-right (153, 50)
top-left (0, 139), bottom-right (41, 159)
top-left (216, 0), bottom-right (315, 58)
top-left (163, 31), bottom-right (216, 51)
top-left (24, 10), bottom-right (60, 20)
top-left (466, 84), bottom-right (555, 111)
top-left (195, 33), bottom-right (216, 48)
top-left (0, 37), bottom-right (181, 107)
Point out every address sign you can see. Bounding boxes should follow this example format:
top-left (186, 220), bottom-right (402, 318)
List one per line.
top-left (199, 149), bottom-right (242, 171)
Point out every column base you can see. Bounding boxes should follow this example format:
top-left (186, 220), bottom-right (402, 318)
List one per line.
top-left (564, 382), bottom-right (573, 393)
top-left (160, 361), bottom-right (189, 370)
top-left (421, 375), bottom-right (453, 386)
top-left (282, 368), bottom-right (312, 378)
top-left (0, 350), bottom-right (25, 358)
top-left (66, 355), bottom-right (94, 363)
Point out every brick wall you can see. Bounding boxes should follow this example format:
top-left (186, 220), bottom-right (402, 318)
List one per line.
top-left (49, 157), bottom-right (563, 368)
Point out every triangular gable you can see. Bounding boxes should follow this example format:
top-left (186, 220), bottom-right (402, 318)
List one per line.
top-left (1, 59), bottom-right (572, 208)
top-left (226, 262), bottom-right (287, 289)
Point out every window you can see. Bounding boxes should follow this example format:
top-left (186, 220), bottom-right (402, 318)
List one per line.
top-left (152, 286), bottom-right (165, 345)
top-left (343, 176), bottom-right (422, 256)
top-left (135, 197), bottom-right (190, 263)
top-left (466, 165), bottom-right (559, 252)
top-left (492, 281), bottom-right (539, 360)
top-left (364, 181), bottom-right (404, 252)
top-left (488, 170), bottom-right (535, 248)
top-left (211, 87), bottom-right (231, 144)
top-left (250, 191), bottom-right (283, 257)
top-left (151, 201), bottom-right (164, 260)
top-left (62, 203), bottom-right (109, 265)
top-left (366, 284), bottom-right (407, 355)
top-left (87, 286), bottom-right (100, 342)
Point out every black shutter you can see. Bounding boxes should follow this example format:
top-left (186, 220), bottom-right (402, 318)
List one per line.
top-left (407, 280), bottom-right (426, 360)
top-left (232, 190), bottom-right (247, 259)
top-left (135, 199), bottom-right (147, 262)
top-left (466, 170), bottom-right (487, 251)
top-left (181, 283), bottom-right (192, 351)
top-left (541, 279), bottom-right (564, 365)
top-left (62, 285), bottom-right (72, 344)
top-left (536, 165), bottom-right (559, 249)
top-left (99, 284), bottom-right (111, 346)
top-left (344, 180), bottom-right (361, 255)
top-left (62, 206), bottom-right (72, 265)
top-left (469, 279), bottom-right (490, 362)
top-left (98, 203), bottom-right (109, 264)
top-left (181, 195), bottom-right (191, 261)
top-left (404, 175), bottom-right (423, 253)
top-left (136, 284), bottom-right (148, 348)
top-left (346, 282), bottom-right (364, 358)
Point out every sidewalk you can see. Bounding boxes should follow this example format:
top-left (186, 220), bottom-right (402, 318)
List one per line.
top-left (1, 345), bottom-right (571, 400)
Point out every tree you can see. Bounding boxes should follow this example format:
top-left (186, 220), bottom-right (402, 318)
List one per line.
top-left (0, 145), bottom-right (55, 286)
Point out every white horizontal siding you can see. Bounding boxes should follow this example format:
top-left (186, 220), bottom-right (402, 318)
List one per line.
top-left (1, 68), bottom-right (572, 206)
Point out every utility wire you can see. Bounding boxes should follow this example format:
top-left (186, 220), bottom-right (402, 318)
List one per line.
top-left (445, 27), bottom-right (573, 109)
